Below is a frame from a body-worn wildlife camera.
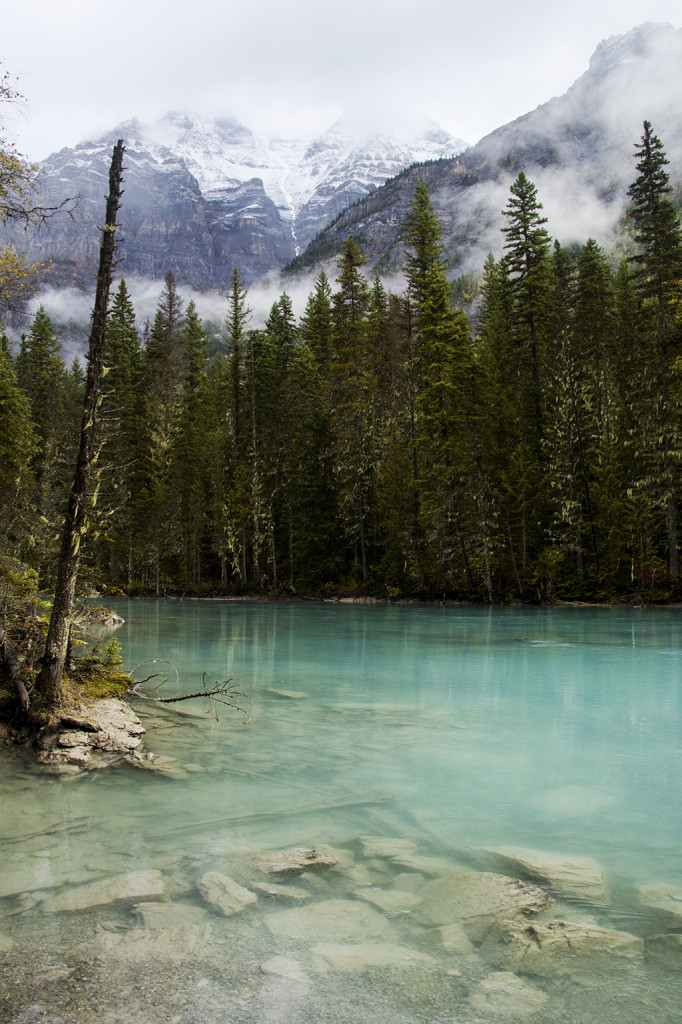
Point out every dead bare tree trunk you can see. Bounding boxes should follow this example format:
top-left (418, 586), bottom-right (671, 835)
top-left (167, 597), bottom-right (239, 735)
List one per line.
top-left (34, 140), bottom-right (125, 712)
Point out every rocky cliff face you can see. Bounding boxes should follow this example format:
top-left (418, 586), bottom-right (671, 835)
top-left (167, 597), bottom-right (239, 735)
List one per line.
top-left (5, 115), bottom-right (465, 290)
top-left (290, 22), bottom-right (682, 281)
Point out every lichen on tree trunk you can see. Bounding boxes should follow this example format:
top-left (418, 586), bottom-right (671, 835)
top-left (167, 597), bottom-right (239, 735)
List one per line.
top-left (34, 140), bottom-right (125, 712)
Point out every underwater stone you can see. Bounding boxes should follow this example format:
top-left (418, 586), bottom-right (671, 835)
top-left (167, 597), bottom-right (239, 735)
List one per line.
top-left (480, 846), bottom-right (609, 903)
top-left (41, 869), bottom-right (166, 913)
top-left (311, 941), bottom-right (436, 972)
top-left (358, 836), bottom-right (418, 859)
top-left (248, 847), bottom-right (340, 874)
top-left (633, 882), bottom-right (682, 930)
top-left (198, 872), bottom-right (257, 916)
top-left (417, 869), bottom-right (551, 941)
top-left (389, 853), bottom-right (457, 877)
top-left (260, 956), bottom-right (312, 984)
top-left (417, 922), bottom-right (474, 955)
top-left (264, 898), bottom-right (392, 942)
top-left (252, 881), bottom-right (311, 901)
top-left (469, 971), bottom-right (548, 1018)
top-left (262, 688), bottom-right (309, 699)
top-left (645, 933), bottom-right (682, 970)
top-left (480, 919), bottom-right (644, 977)
top-left (353, 887), bottom-right (421, 914)
top-left (133, 901), bottom-right (209, 930)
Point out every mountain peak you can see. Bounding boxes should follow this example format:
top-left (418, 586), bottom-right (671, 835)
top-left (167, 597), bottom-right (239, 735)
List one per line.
top-left (589, 22), bottom-right (680, 77)
top-left (17, 111), bottom-right (464, 290)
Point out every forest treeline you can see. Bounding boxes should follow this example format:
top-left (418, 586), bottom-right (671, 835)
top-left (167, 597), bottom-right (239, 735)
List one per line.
top-left (2, 120), bottom-right (682, 604)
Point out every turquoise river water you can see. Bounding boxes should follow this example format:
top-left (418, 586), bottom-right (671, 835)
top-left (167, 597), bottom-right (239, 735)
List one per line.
top-left (1, 600), bottom-right (681, 1023)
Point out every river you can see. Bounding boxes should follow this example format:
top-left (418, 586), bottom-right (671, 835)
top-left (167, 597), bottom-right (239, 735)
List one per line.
top-left (1, 600), bottom-right (681, 1023)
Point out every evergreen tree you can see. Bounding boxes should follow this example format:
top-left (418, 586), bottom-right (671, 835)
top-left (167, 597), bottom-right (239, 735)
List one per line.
top-left (139, 271), bottom-right (186, 589)
top-left (627, 120), bottom-right (682, 337)
top-left (403, 179), bottom-right (476, 593)
top-left (173, 301), bottom-right (212, 587)
top-left (300, 269), bottom-right (333, 369)
top-left (501, 171), bottom-right (553, 444)
top-left (225, 266), bottom-right (250, 455)
top-left (403, 176), bottom-right (448, 315)
top-left (15, 306), bottom-right (70, 575)
top-left (0, 338), bottom-right (36, 554)
top-left (626, 122), bottom-right (682, 578)
top-left (544, 242), bottom-right (597, 585)
top-left (209, 268), bottom-right (252, 586)
top-left (16, 306), bottom-right (65, 459)
top-left (331, 237), bottom-right (374, 580)
top-left (98, 279), bottom-right (144, 587)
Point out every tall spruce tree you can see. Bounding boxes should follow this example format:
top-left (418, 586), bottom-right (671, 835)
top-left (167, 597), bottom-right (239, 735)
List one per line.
top-left (331, 237), bottom-right (374, 580)
top-left (140, 271), bottom-right (186, 589)
top-left (627, 120), bottom-right (682, 338)
top-left (15, 306), bottom-right (70, 573)
top-left (626, 122), bottom-right (682, 578)
top-left (0, 338), bottom-right (36, 554)
top-left (211, 268), bottom-right (252, 586)
top-left (173, 300), bottom-right (212, 587)
top-left (99, 279), bottom-right (144, 586)
top-left (300, 269), bottom-right (333, 370)
top-left (502, 171), bottom-right (553, 445)
top-left (403, 179), bottom-right (476, 593)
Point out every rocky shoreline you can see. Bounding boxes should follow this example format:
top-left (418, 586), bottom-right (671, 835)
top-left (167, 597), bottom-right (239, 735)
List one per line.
top-left (1, 832), bottom-right (681, 1023)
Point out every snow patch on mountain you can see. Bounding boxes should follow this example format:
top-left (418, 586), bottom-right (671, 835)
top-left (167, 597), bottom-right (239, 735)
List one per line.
top-left (110, 110), bottom-right (467, 252)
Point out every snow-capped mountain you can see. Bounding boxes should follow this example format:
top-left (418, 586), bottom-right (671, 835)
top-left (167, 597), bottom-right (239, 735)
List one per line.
top-left (10, 115), bottom-right (465, 290)
top-left (294, 22), bottom-right (682, 280)
top-left (120, 112), bottom-right (462, 253)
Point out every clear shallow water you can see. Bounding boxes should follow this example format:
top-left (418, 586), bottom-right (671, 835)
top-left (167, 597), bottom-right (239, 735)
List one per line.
top-left (2, 600), bottom-right (682, 1023)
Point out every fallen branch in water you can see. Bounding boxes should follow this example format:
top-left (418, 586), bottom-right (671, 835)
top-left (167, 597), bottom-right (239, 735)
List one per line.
top-left (128, 664), bottom-right (250, 722)
top-left (151, 791), bottom-right (393, 837)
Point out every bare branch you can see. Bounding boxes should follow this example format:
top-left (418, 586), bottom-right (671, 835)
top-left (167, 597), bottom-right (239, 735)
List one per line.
top-left (128, 667), bottom-right (251, 722)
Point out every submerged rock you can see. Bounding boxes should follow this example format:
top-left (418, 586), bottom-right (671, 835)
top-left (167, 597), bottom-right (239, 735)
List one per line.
top-left (480, 919), bottom-right (644, 977)
top-left (417, 869), bottom-right (551, 942)
top-left (40, 869), bottom-right (165, 913)
top-left (252, 881), bottom-right (311, 902)
top-left (260, 956), bottom-right (312, 984)
top-left (132, 753), bottom-right (189, 779)
top-left (416, 922), bottom-right (474, 955)
top-left (479, 845), bottom-right (609, 904)
top-left (645, 932), bottom-right (682, 970)
top-left (262, 688), bottom-right (309, 699)
top-left (133, 901), bottom-right (209, 930)
top-left (198, 872), bottom-right (257, 916)
top-left (93, 921), bottom-right (212, 960)
top-left (311, 941), bottom-right (436, 972)
top-left (353, 887), bottom-right (421, 914)
top-left (389, 853), bottom-right (456, 877)
top-left (469, 970), bottom-right (548, 1018)
top-left (358, 836), bottom-right (418, 859)
top-left (244, 847), bottom-right (340, 874)
top-left (632, 882), bottom-right (682, 930)
top-left (264, 897), bottom-right (392, 942)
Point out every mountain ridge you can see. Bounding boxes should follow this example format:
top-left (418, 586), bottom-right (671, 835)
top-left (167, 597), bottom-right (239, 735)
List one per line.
top-left (288, 22), bottom-right (682, 281)
top-left (5, 114), bottom-right (465, 291)
top-left (4, 21), bottom-right (681, 303)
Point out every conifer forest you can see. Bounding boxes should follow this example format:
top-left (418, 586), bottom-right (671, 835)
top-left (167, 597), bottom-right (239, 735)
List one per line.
top-left (3, 121), bottom-right (682, 605)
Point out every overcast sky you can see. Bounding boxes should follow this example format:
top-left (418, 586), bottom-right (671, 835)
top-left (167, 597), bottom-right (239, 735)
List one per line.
top-left (2, 0), bottom-right (681, 160)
